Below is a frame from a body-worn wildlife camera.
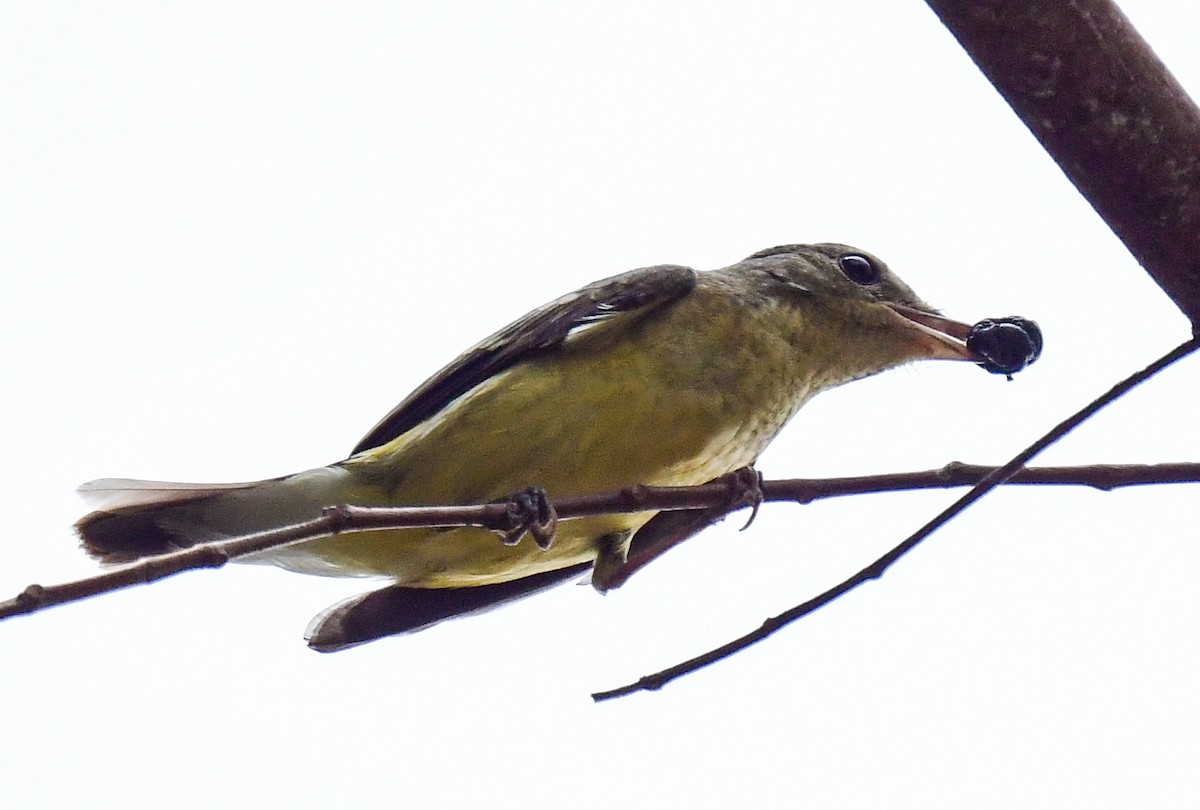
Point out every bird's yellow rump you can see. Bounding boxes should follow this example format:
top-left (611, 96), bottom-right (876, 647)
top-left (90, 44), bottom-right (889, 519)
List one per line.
top-left (76, 243), bottom-right (983, 649)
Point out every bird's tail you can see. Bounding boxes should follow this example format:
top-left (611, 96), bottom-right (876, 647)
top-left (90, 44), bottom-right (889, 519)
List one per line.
top-left (75, 478), bottom-right (270, 562)
top-left (75, 467), bottom-right (354, 564)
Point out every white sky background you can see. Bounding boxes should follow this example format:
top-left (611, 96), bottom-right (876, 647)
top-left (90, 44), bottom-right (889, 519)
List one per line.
top-left (3, 1), bottom-right (1199, 807)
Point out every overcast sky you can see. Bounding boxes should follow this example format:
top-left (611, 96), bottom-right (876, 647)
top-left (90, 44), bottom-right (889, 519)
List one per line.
top-left (3, 2), bottom-right (1199, 807)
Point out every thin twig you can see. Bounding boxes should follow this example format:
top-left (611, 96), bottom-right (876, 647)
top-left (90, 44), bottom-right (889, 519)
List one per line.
top-left (3, 458), bottom-right (1200, 624)
top-left (591, 337), bottom-right (1200, 702)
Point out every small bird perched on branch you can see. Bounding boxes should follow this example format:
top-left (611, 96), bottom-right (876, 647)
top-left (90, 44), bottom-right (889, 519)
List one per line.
top-left (75, 243), bottom-right (1038, 650)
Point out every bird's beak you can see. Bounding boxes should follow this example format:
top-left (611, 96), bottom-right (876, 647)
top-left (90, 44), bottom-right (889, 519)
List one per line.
top-left (885, 303), bottom-right (975, 361)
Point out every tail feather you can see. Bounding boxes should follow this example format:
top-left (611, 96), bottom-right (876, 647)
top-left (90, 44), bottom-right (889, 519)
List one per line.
top-left (75, 478), bottom-right (260, 562)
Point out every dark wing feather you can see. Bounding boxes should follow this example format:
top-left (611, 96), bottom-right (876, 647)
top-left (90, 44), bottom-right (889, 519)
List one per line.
top-left (305, 563), bottom-right (591, 651)
top-left (351, 264), bottom-right (697, 454)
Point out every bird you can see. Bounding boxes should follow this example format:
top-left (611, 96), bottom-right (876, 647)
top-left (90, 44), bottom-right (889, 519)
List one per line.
top-left (76, 243), bottom-right (1002, 651)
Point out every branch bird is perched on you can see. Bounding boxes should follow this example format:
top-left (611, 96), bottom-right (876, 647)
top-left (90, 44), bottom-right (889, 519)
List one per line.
top-left (76, 243), bottom-right (1029, 650)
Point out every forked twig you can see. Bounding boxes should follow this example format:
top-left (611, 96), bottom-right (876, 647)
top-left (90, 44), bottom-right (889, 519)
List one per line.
top-left (591, 337), bottom-right (1200, 702)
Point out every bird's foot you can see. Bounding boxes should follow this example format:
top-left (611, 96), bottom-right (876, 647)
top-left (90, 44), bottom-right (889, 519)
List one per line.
top-left (590, 466), bottom-right (766, 592)
top-left (495, 486), bottom-right (558, 549)
top-left (725, 465), bottom-right (765, 530)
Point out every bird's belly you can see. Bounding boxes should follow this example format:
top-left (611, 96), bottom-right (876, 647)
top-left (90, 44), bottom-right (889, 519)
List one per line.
top-left (266, 422), bottom-right (767, 586)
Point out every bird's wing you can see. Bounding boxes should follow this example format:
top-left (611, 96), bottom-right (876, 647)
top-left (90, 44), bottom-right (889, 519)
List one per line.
top-left (305, 563), bottom-right (591, 651)
top-left (351, 264), bottom-right (698, 454)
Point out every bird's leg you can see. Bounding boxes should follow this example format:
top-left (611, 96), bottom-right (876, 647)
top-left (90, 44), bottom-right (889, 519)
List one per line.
top-left (590, 530), bottom-right (634, 592)
top-left (591, 465), bottom-right (764, 592)
top-left (493, 486), bottom-right (558, 549)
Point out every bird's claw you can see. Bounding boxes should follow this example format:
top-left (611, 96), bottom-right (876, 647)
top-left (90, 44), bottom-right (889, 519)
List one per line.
top-left (497, 487), bottom-right (558, 550)
top-left (727, 465), bottom-right (765, 530)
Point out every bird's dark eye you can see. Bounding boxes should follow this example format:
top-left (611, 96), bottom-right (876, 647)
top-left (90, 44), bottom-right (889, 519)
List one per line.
top-left (838, 253), bottom-right (881, 286)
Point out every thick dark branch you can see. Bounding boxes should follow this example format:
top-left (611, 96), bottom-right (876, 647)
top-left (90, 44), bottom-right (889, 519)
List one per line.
top-left (3, 459), bottom-right (1200, 626)
top-left (925, 0), bottom-right (1200, 326)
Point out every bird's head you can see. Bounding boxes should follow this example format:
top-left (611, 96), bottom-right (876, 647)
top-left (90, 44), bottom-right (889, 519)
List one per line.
top-left (739, 242), bottom-right (976, 387)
